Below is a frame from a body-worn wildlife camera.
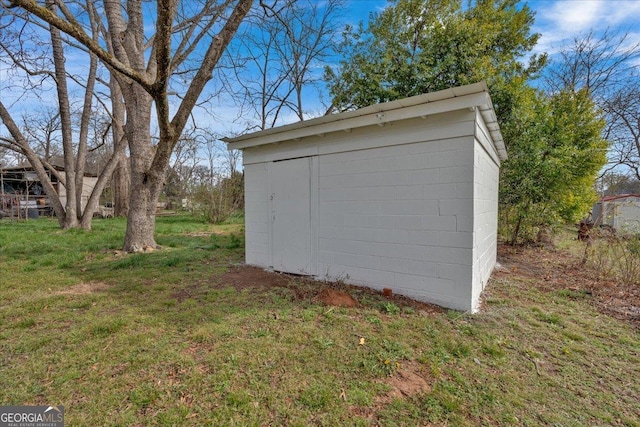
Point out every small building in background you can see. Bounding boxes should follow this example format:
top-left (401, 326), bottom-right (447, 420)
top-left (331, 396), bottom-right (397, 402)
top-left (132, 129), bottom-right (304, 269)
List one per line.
top-left (593, 194), bottom-right (640, 234)
top-left (224, 82), bottom-right (506, 312)
top-left (0, 164), bottom-right (98, 218)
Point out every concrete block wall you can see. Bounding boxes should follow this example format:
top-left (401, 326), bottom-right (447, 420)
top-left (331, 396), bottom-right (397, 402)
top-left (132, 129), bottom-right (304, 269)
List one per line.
top-left (471, 133), bottom-right (500, 310)
top-left (316, 133), bottom-right (477, 311)
top-left (241, 108), bottom-right (501, 312)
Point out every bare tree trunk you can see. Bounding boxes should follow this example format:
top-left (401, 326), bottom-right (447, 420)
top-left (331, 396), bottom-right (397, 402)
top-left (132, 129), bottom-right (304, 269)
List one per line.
top-left (113, 156), bottom-right (130, 216)
top-left (110, 74), bottom-right (129, 217)
top-left (9, 0), bottom-right (252, 249)
top-left (510, 215), bottom-right (523, 246)
top-left (74, 4), bottom-right (101, 219)
top-left (80, 131), bottom-right (127, 229)
top-left (75, 52), bottom-right (98, 218)
top-left (122, 84), bottom-right (157, 251)
top-left (48, 0), bottom-right (77, 228)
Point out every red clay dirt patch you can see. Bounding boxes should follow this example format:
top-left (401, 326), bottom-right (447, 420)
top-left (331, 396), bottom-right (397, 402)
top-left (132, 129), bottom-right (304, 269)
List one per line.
top-left (350, 361), bottom-right (433, 422)
top-left (382, 361), bottom-right (432, 400)
top-left (172, 264), bottom-right (444, 315)
top-left (216, 265), bottom-right (442, 313)
top-left (494, 243), bottom-right (640, 328)
top-left (220, 265), bottom-right (290, 290)
top-left (316, 288), bottom-right (358, 307)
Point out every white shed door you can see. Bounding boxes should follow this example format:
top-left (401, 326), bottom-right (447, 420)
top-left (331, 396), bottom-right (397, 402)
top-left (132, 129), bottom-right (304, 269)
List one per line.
top-left (270, 157), bottom-right (312, 274)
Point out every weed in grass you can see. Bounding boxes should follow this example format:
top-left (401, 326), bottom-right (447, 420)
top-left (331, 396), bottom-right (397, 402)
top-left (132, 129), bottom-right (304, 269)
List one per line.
top-left (345, 382), bottom-right (376, 406)
top-left (421, 323), bottom-right (439, 339)
top-left (459, 324), bottom-right (479, 336)
top-left (380, 301), bottom-right (401, 315)
top-left (86, 318), bottom-right (127, 338)
top-left (298, 383), bottom-right (333, 410)
top-left (561, 329), bottom-right (586, 342)
top-left (365, 314), bottom-right (382, 325)
top-left (402, 306), bottom-right (416, 315)
top-left (433, 380), bottom-right (462, 411)
top-left (129, 384), bottom-right (160, 408)
top-left (225, 390), bottom-right (253, 408)
top-left (226, 233), bottom-right (242, 249)
top-left (554, 288), bottom-right (590, 300)
top-left (422, 396), bottom-right (448, 423)
top-left (12, 318), bottom-right (36, 329)
top-left (480, 342), bottom-right (505, 358)
top-left (446, 340), bottom-right (471, 358)
top-left (531, 306), bottom-right (563, 325)
top-left (358, 339), bottom-right (413, 377)
top-left (377, 397), bottom-right (427, 426)
top-left (300, 307), bottom-right (319, 321)
top-left (423, 346), bottom-right (452, 365)
top-left (314, 337), bottom-right (335, 349)
top-left (111, 253), bottom-right (146, 269)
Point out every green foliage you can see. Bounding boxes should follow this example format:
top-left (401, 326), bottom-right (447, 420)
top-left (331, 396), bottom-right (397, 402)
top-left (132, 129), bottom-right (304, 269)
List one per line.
top-left (380, 301), bottom-right (401, 314)
top-left (325, 0), bottom-right (545, 122)
top-left (325, 0), bottom-right (611, 244)
top-left (500, 88), bottom-right (607, 243)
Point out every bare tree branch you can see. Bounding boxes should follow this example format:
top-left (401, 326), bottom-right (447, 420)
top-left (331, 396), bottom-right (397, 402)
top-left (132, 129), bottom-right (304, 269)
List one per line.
top-left (9, 0), bottom-right (154, 90)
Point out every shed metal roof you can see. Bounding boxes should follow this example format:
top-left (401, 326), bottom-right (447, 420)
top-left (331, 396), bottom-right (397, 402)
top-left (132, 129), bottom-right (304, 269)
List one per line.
top-left (223, 82), bottom-right (507, 161)
top-left (600, 194), bottom-right (640, 202)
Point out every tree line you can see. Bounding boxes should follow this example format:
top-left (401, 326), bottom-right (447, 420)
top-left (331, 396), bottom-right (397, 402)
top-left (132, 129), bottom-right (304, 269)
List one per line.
top-left (0, 0), bottom-right (638, 249)
top-left (324, 0), bottom-right (638, 244)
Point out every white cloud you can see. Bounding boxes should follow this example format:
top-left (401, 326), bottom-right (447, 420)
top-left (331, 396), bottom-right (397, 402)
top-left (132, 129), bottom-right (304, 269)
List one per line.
top-left (602, 1), bottom-right (640, 27)
top-left (538, 1), bottom-right (603, 33)
top-left (530, 0), bottom-right (640, 56)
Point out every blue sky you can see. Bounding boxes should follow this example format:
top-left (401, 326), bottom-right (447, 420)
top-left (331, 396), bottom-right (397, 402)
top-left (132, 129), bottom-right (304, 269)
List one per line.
top-left (344, 0), bottom-right (640, 59)
top-left (1, 0), bottom-right (639, 148)
top-left (261, 0), bottom-right (640, 126)
top-left (525, 0), bottom-right (640, 59)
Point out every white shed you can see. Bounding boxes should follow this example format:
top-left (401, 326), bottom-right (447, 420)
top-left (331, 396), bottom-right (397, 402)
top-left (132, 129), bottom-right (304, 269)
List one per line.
top-left (224, 82), bottom-right (507, 312)
top-left (593, 194), bottom-right (640, 234)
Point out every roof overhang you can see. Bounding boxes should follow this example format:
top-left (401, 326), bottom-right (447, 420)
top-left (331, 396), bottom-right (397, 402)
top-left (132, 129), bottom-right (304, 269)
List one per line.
top-left (223, 82), bottom-right (507, 161)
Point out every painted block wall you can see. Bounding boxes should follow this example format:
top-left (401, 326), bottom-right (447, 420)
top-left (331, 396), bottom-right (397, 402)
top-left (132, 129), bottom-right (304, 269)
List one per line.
top-left (471, 140), bottom-right (500, 310)
top-left (241, 109), bottom-right (500, 311)
top-left (316, 133), bottom-right (476, 310)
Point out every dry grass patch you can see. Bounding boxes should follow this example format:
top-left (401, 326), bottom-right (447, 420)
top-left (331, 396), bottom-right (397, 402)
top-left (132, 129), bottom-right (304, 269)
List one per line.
top-left (55, 281), bottom-right (111, 295)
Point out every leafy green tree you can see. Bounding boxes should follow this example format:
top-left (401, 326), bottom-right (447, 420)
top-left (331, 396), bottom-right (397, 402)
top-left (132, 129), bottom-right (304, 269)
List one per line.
top-left (598, 173), bottom-right (640, 196)
top-left (500, 88), bottom-right (607, 243)
top-left (325, 0), bottom-right (546, 122)
top-left (326, 0), bottom-right (607, 244)
top-left (543, 30), bottom-right (640, 184)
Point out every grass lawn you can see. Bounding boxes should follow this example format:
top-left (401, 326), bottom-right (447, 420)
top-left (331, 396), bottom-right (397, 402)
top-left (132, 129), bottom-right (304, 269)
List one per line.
top-left (0, 216), bottom-right (638, 426)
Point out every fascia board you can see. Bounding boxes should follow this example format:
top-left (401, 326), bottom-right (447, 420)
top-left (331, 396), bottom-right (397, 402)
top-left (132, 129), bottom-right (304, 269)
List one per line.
top-left (226, 91), bottom-right (491, 150)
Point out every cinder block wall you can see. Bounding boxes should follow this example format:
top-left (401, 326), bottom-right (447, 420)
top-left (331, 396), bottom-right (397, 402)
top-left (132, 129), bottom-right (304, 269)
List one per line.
top-left (471, 117), bottom-right (501, 310)
top-left (242, 109), bottom-right (498, 311)
top-left (316, 135), bottom-right (476, 310)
